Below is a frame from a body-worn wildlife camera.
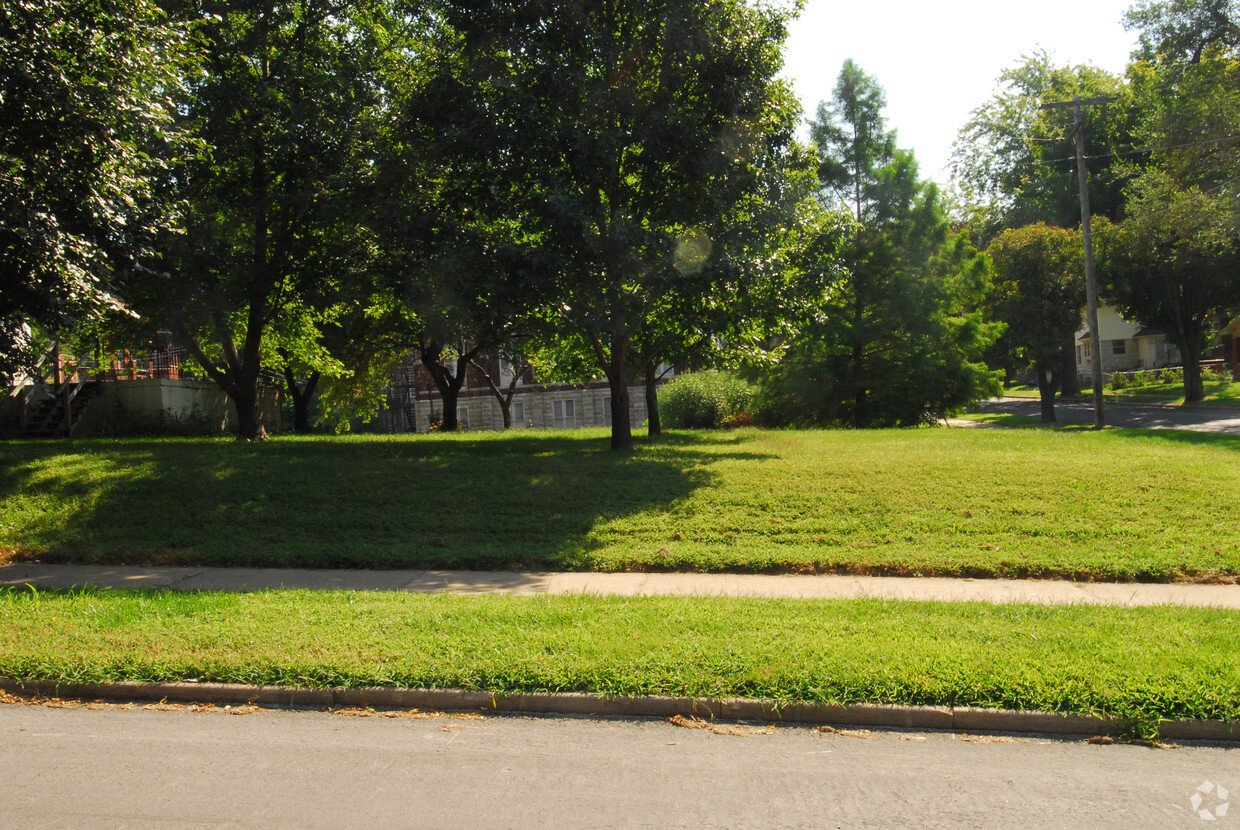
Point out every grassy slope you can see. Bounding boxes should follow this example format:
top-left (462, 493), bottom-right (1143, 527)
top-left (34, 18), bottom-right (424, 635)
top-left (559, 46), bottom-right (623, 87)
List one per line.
top-left (2, 588), bottom-right (1237, 733)
top-left (3, 428), bottom-right (1239, 581)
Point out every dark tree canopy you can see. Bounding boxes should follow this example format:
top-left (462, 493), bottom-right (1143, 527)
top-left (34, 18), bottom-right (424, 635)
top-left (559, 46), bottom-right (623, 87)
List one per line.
top-left (137, 0), bottom-right (392, 439)
top-left (0, 0), bottom-right (191, 381)
top-left (433, 0), bottom-right (808, 449)
top-left (763, 62), bottom-right (1000, 428)
top-left (986, 224), bottom-right (1084, 421)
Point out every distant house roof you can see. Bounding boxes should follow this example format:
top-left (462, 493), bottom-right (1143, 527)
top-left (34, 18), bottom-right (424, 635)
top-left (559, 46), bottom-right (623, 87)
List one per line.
top-left (1133, 327), bottom-right (1167, 339)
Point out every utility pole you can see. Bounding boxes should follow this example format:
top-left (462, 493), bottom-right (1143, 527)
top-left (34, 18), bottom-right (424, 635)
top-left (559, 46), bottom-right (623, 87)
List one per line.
top-left (1041, 95), bottom-right (1115, 429)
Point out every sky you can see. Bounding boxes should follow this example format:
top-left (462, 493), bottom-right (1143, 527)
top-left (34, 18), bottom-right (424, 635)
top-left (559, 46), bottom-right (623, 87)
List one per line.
top-left (780, 0), bottom-right (1140, 188)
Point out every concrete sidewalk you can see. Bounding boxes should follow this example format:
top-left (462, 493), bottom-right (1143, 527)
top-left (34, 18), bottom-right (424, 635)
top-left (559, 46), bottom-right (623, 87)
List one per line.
top-left (2, 564), bottom-right (1237, 608)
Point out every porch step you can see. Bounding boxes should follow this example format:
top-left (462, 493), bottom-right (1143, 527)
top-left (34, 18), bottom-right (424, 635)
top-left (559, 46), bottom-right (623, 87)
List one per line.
top-left (19, 382), bottom-right (100, 439)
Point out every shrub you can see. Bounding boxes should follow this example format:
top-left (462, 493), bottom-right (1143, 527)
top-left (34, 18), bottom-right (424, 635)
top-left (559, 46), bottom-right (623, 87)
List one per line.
top-left (660, 370), bottom-right (757, 429)
top-left (1108, 371), bottom-right (1130, 390)
top-left (1161, 367), bottom-right (1183, 385)
top-left (1133, 369), bottom-right (1157, 387)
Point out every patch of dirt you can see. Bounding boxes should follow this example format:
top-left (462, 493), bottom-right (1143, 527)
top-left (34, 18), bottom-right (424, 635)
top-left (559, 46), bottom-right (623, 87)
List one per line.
top-left (330, 706), bottom-right (485, 721)
top-left (668, 714), bottom-right (774, 736)
top-left (814, 725), bottom-right (875, 739)
top-left (959, 733), bottom-right (1034, 744)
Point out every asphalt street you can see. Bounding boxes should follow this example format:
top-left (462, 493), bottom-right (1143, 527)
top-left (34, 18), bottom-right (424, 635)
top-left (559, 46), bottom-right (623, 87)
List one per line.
top-left (1, 702), bottom-right (1236, 829)
top-left (962, 398), bottom-right (1240, 435)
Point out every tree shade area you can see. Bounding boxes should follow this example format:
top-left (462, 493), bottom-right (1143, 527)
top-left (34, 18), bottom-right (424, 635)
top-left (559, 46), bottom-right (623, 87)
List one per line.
top-left (4, 0), bottom-right (1240, 441)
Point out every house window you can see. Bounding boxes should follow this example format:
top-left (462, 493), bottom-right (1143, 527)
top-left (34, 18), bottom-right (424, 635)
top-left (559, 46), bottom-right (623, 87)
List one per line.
top-left (1112, 340), bottom-right (1126, 355)
top-left (457, 405), bottom-right (470, 429)
top-left (602, 396), bottom-right (612, 427)
top-left (1076, 345), bottom-right (1083, 365)
top-left (1083, 340), bottom-right (1091, 359)
top-left (511, 401), bottom-right (525, 427)
top-left (553, 399), bottom-right (576, 429)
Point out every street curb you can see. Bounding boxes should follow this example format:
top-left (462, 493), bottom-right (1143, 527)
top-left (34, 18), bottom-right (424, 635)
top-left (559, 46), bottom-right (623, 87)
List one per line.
top-left (3, 678), bottom-right (1236, 743)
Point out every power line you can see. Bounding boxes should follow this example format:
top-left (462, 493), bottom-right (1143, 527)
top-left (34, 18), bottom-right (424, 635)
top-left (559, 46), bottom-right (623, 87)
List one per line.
top-left (1036, 133), bottom-right (1240, 165)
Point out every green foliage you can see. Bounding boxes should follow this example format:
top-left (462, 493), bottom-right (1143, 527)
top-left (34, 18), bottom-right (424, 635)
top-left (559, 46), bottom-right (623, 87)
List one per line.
top-left (0, 0), bottom-right (193, 380)
top-left (1108, 371), bottom-right (1131, 390)
top-left (762, 62), bottom-right (1001, 428)
top-left (986, 224), bottom-right (1083, 369)
top-left (434, 0), bottom-right (810, 449)
top-left (985, 223), bottom-right (1083, 417)
top-left (116, 0), bottom-right (401, 439)
top-left (659, 371), bottom-right (757, 429)
top-left (1126, 0), bottom-right (1240, 65)
top-left (2, 589), bottom-right (1238, 731)
top-left (949, 51), bottom-right (1134, 241)
top-left (1100, 4), bottom-right (1240, 405)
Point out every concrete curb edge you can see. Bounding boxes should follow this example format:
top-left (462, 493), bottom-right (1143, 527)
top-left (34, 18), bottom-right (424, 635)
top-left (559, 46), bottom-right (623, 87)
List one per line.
top-left (3, 678), bottom-right (1236, 742)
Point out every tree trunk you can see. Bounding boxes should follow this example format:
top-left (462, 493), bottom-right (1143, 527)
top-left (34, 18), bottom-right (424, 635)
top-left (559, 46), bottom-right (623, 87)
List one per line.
top-left (645, 362), bottom-right (661, 437)
top-left (609, 376), bottom-right (632, 449)
top-left (596, 318), bottom-right (633, 450)
top-left (1036, 365), bottom-right (1059, 423)
top-left (1177, 318), bottom-right (1206, 404)
top-left (419, 342), bottom-right (480, 431)
top-left (471, 355), bottom-right (520, 429)
top-left (1184, 357), bottom-right (1205, 403)
top-left (233, 372), bottom-right (268, 441)
top-left (284, 368), bottom-right (320, 432)
top-left (850, 278), bottom-right (866, 428)
top-left (1059, 334), bottom-right (1081, 397)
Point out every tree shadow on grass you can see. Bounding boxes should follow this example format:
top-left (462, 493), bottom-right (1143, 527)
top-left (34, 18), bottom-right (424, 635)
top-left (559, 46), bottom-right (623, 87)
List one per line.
top-left (1101, 427), bottom-right (1240, 452)
top-left (0, 431), bottom-right (777, 570)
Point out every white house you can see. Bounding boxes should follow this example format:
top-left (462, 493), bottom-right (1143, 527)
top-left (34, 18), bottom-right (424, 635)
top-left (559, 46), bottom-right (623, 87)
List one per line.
top-left (1075, 305), bottom-right (1180, 384)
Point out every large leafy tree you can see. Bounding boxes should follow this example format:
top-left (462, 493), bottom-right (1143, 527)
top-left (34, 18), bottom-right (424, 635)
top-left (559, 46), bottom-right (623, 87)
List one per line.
top-left (139, 0), bottom-right (393, 440)
top-left (437, 0), bottom-right (805, 450)
top-left (1126, 0), bottom-right (1240, 64)
top-left (0, 0), bottom-right (192, 381)
top-left (1099, 0), bottom-right (1240, 403)
top-left (986, 224), bottom-right (1084, 422)
top-left (950, 51), bottom-right (1135, 243)
top-left (765, 61), bottom-right (998, 429)
top-left (1102, 179), bottom-right (1239, 402)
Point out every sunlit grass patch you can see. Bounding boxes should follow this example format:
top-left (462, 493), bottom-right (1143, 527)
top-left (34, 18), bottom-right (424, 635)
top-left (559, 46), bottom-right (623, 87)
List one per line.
top-left (3, 427), bottom-right (1239, 581)
top-left (1, 587), bottom-right (1236, 736)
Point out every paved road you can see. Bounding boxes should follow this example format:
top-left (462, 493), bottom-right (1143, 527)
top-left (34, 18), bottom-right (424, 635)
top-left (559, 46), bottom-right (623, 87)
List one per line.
top-left (961, 398), bottom-right (1240, 435)
top-left (1, 702), bottom-right (1236, 829)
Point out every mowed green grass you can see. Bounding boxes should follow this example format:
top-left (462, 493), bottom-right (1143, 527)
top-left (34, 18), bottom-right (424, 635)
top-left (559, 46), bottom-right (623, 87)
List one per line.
top-left (2, 427), bottom-right (1238, 581)
top-left (2, 588), bottom-right (1237, 734)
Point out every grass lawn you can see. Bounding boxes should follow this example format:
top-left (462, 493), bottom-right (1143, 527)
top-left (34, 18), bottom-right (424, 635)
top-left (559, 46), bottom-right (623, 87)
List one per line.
top-left (3, 428), bottom-right (1240, 581)
top-left (2, 588), bottom-right (1236, 736)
